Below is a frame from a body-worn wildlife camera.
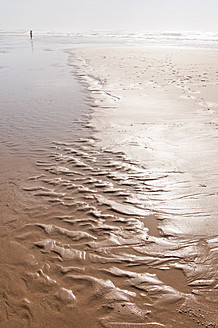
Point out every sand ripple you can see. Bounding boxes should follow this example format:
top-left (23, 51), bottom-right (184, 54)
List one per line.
top-left (1, 44), bottom-right (218, 328)
top-left (1, 136), bottom-right (217, 328)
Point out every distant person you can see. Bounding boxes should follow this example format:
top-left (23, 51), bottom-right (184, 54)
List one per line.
top-left (30, 30), bottom-right (33, 39)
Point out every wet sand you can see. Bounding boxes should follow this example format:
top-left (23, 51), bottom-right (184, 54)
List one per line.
top-left (70, 47), bottom-right (218, 234)
top-left (0, 42), bottom-right (218, 328)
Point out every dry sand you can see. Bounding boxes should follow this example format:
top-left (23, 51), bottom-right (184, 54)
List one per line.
top-left (0, 46), bottom-right (218, 328)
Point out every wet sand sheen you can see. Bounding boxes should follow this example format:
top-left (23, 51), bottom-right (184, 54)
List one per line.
top-left (70, 47), bottom-right (218, 234)
top-left (0, 41), bottom-right (218, 328)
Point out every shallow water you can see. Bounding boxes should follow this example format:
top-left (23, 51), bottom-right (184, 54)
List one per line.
top-left (0, 35), bottom-right (218, 328)
top-left (0, 35), bottom-right (88, 157)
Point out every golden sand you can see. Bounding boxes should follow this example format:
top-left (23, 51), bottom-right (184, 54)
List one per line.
top-left (0, 46), bottom-right (218, 328)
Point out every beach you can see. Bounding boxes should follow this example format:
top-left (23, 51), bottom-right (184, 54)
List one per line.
top-left (0, 34), bottom-right (218, 328)
top-left (70, 47), bottom-right (218, 233)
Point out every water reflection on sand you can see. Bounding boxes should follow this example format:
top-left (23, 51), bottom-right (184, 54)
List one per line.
top-left (0, 36), bottom-right (217, 328)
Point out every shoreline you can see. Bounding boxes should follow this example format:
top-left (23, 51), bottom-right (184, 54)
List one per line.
top-left (65, 45), bottom-right (218, 326)
top-left (69, 46), bottom-right (218, 235)
top-left (0, 38), bottom-right (218, 327)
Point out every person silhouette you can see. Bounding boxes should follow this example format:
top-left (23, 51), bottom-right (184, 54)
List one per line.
top-left (30, 30), bottom-right (33, 39)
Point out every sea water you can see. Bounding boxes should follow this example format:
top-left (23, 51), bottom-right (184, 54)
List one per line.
top-left (0, 32), bottom-right (89, 158)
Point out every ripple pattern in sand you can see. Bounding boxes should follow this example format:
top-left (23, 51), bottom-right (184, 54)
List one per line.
top-left (1, 136), bottom-right (217, 328)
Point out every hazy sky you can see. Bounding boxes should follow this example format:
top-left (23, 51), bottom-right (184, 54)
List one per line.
top-left (1, 0), bottom-right (218, 32)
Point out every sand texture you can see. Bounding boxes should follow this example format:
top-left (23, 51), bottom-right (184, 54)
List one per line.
top-left (70, 47), bottom-right (218, 232)
top-left (0, 45), bottom-right (218, 328)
